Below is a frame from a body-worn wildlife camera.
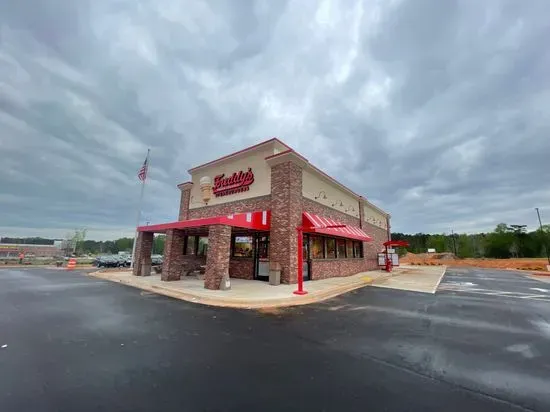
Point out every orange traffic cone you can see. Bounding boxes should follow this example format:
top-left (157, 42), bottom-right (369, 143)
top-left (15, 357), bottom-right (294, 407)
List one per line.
top-left (66, 258), bottom-right (77, 271)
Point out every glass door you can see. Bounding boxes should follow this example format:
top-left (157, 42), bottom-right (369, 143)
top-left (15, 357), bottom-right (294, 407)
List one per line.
top-left (303, 234), bottom-right (311, 281)
top-left (254, 234), bottom-right (270, 281)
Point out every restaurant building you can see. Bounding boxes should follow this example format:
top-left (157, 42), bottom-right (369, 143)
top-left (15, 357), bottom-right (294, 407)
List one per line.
top-left (134, 138), bottom-right (391, 289)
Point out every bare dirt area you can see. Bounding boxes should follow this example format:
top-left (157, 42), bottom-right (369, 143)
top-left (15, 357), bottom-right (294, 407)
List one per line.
top-left (402, 253), bottom-right (549, 272)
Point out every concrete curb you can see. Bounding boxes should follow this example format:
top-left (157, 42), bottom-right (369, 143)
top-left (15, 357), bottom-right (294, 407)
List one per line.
top-left (88, 270), bottom-right (375, 309)
top-left (528, 271), bottom-right (550, 277)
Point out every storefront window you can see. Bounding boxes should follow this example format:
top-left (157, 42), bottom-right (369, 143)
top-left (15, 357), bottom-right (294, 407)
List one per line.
top-left (233, 236), bottom-right (254, 257)
top-left (311, 236), bottom-right (324, 259)
top-left (346, 240), bottom-right (354, 258)
top-left (197, 237), bottom-right (208, 256)
top-left (326, 238), bottom-right (336, 259)
top-left (353, 241), bottom-right (363, 258)
top-left (185, 236), bottom-right (196, 255)
top-left (337, 239), bottom-right (346, 258)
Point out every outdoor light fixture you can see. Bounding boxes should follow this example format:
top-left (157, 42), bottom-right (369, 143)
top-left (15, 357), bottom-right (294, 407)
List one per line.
top-left (315, 191), bottom-right (327, 200)
top-left (345, 205), bottom-right (356, 212)
top-left (332, 200), bottom-right (344, 207)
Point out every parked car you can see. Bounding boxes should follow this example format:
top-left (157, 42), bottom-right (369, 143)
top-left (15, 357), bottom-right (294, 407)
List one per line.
top-left (151, 255), bottom-right (163, 266)
top-left (94, 255), bottom-right (120, 268)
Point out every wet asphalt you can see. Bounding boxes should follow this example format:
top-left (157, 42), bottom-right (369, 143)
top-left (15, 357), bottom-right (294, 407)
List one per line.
top-left (1, 267), bottom-right (549, 412)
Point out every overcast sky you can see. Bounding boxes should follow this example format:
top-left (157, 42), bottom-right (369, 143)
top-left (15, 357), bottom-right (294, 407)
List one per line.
top-left (1, 0), bottom-right (549, 240)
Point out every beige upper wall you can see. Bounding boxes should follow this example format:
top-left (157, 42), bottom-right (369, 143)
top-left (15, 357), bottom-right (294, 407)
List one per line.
top-left (302, 168), bottom-right (360, 219)
top-left (364, 204), bottom-right (387, 229)
top-left (188, 144), bottom-right (276, 209)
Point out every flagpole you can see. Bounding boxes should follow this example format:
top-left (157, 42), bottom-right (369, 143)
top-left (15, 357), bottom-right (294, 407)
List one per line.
top-left (131, 148), bottom-right (150, 269)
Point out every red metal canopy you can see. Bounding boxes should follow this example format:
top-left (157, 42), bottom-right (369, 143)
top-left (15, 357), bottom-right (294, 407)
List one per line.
top-left (138, 210), bottom-right (271, 233)
top-left (383, 240), bottom-right (409, 248)
top-left (302, 212), bottom-right (372, 242)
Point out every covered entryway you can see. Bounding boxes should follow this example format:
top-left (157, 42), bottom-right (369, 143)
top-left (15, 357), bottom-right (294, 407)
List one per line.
top-left (134, 211), bottom-right (271, 290)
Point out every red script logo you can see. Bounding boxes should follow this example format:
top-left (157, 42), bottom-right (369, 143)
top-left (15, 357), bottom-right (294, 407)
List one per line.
top-left (213, 168), bottom-right (255, 197)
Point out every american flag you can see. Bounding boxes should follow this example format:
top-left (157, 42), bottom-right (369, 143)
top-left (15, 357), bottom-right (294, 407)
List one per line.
top-left (137, 153), bottom-right (149, 181)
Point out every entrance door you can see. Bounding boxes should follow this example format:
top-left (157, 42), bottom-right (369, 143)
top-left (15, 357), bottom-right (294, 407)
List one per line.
top-left (254, 234), bottom-right (270, 281)
top-left (303, 234), bottom-right (311, 281)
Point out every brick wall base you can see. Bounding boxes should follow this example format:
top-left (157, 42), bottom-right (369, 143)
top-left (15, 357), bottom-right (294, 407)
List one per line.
top-left (310, 259), bottom-right (367, 280)
top-left (180, 255), bottom-right (207, 276)
top-left (229, 259), bottom-right (254, 279)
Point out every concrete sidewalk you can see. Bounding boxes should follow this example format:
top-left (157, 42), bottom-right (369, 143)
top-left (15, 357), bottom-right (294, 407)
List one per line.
top-left (371, 264), bottom-right (447, 294)
top-left (90, 270), bottom-right (393, 309)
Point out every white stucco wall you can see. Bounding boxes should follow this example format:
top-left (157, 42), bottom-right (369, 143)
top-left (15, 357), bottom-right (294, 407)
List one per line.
top-left (364, 204), bottom-right (387, 229)
top-left (302, 168), bottom-right (360, 219)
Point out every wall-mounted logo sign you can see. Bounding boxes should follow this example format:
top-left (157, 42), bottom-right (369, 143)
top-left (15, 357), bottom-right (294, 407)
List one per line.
top-left (213, 168), bottom-right (255, 197)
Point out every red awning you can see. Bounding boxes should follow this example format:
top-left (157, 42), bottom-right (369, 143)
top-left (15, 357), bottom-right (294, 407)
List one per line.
top-left (302, 212), bottom-right (372, 242)
top-left (383, 240), bottom-right (409, 248)
top-left (138, 210), bottom-right (271, 233)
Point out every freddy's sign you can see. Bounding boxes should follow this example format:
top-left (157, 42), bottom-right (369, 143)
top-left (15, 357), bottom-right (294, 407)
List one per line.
top-left (213, 168), bottom-right (255, 197)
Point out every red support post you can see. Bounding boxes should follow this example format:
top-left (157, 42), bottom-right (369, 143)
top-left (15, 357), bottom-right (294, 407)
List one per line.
top-left (294, 226), bottom-right (308, 295)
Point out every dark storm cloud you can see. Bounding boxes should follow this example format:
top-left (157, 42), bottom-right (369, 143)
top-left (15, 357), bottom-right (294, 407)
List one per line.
top-left (1, 0), bottom-right (549, 240)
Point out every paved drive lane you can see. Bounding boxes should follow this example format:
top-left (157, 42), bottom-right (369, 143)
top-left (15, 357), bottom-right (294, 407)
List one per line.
top-left (1, 268), bottom-right (549, 411)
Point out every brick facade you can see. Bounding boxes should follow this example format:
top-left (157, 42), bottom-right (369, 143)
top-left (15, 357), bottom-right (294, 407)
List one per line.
top-left (229, 259), bottom-right (254, 280)
top-left (161, 229), bottom-right (186, 281)
top-left (310, 259), bottom-right (367, 280)
top-left (204, 225), bottom-right (232, 290)
top-left (132, 231), bottom-right (153, 276)
top-left (363, 221), bottom-right (388, 270)
top-left (181, 255), bottom-right (207, 276)
top-left (187, 195), bottom-right (271, 220)
top-left (269, 161), bottom-right (303, 284)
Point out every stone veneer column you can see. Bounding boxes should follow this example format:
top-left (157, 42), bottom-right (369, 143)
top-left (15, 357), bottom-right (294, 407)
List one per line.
top-left (161, 229), bottom-right (185, 281)
top-left (177, 182), bottom-right (193, 221)
top-left (204, 225), bottom-right (232, 290)
top-left (268, 156), bottom-right (304, 284)
top-left (132, 231), bottom-right (153, 276)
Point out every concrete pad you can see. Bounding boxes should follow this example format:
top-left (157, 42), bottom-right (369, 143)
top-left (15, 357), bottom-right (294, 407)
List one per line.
top-left (89, 269), bottom-right (388, 308)
top-left (527, 275), bottom-right (550, 284)
top-left (371, 265), bottom-right (447, 294)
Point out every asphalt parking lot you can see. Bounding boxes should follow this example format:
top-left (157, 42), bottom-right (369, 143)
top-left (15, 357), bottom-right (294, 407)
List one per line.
top-left (1, 267), bottom-right (549, 411)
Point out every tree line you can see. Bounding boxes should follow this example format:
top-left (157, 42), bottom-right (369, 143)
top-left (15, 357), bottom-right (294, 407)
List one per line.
top-left (392, 223), bottom-right (550, 259)
top-left (78, 236), bottom-right (166, 255)
top-left (4, 222), bottom-right (550, 259)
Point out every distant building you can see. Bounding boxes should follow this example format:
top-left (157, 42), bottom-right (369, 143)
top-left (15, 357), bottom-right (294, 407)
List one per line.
top-left (427, 248), bottom-right (436, 253)
top-left (0, 243), bottom-right (63, 258)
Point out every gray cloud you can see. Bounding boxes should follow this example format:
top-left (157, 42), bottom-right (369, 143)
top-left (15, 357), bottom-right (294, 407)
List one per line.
top-left (1, 0), bottom-right (549, 240)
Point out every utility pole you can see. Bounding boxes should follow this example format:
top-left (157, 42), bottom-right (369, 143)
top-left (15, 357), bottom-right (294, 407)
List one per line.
top-left (451, 230), bottom-right (458, 256)
top-left (535, 208), bottom-right (550, 265)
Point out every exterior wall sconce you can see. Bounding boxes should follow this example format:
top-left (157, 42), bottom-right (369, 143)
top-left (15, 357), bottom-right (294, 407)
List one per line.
top-left (345, 206), bottom-right (356, 213)
top-left (315, 191), bottom-right (327, 200)
top-left (332, 200), bottom-right (344, 207)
